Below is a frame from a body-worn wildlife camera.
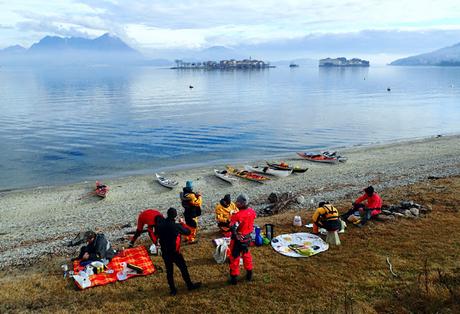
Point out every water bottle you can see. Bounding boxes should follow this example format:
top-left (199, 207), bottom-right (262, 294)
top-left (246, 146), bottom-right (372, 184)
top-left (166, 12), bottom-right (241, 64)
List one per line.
top-left (255, 226), bottom-right (263, 246)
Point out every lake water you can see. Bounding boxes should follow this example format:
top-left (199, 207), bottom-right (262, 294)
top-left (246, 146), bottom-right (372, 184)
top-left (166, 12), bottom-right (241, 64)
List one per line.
top-left (0, 65), bottom-right (459, 190)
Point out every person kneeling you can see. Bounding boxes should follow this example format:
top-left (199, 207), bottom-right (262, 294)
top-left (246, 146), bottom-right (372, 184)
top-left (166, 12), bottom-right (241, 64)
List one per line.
top-left (312, 201), bottom-right (341, 234)
top-left (341, 186), bottom-right (383, 226)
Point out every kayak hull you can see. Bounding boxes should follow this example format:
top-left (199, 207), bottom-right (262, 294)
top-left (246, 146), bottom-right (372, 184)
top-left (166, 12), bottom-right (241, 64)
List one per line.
top-left (155, 173), bottom-right (178, 188)
top-left (296, 152), bottom-right (339, 164)
top-left (244, 165), bottom-right (292, 177)
top-left (214, 169), bottom-right (238, 184)
top-left (226, 166), bottom-right (270, 183)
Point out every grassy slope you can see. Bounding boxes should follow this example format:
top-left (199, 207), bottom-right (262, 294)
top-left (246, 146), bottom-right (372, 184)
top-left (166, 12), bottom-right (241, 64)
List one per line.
top-left (1, 177), bottom-right (459, 314)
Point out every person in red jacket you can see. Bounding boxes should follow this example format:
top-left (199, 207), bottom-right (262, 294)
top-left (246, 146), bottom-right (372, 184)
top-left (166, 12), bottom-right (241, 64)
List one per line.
top-left (129, 209), bottom-right (164, 247)
top-left (228, 193), bottom-right (256, 285)
top-left (341, 186), bottom-right (383, 226)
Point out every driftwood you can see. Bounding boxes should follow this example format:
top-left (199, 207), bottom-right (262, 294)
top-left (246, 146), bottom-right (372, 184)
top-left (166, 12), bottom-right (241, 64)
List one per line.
top-left (386, 256), bottom-right (399, 277)
top-left (258, 192), bottom-right (298, 216)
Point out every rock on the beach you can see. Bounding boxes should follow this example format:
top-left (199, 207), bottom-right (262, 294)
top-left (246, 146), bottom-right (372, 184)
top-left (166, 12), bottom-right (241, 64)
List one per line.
top-left (410, 207), bottom-right (420, 216)
top-left (296, 196), bottom-right (305, 205)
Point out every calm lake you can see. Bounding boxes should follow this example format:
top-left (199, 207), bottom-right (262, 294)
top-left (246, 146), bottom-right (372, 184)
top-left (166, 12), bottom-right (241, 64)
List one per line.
top-left (0, 65), bottom-right (459, 189)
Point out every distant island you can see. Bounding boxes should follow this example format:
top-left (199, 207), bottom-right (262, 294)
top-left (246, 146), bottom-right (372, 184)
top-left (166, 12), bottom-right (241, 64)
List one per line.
top-left (390, 42), bottom-right (460, 66)
top-left (171, 59), bottom-right (274, 70)
top-left (319, 57), bottom-right (370, 67)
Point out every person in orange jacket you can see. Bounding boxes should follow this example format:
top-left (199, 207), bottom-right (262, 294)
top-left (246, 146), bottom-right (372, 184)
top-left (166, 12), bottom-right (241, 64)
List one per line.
top-left (180, 181), bottom-right (202, 243)
top-left (215, 194), bottom-right (239, 237)
top-left (311, 201), bottom-right (341, 234)
top-left (228, 193), bottom-right (256, 285)
top-left (129, 209), bottom-right (164, 247)
top-left (341, 186), bottom-right (383, 226)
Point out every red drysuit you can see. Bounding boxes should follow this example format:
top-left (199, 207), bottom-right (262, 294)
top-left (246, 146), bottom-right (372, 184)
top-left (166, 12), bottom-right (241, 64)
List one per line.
top-left (228, 207), bottom-right (256, 276)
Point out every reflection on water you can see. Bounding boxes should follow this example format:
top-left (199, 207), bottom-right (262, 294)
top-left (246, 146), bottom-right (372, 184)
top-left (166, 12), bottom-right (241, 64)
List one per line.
top-left (0, 65), bottom-right (459, 189)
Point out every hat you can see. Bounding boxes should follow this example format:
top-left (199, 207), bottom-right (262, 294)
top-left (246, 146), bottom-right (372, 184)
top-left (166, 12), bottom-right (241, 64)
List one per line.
top-left (236, 193), bottom-right (249, 207)
top-left (318, 201), bottom-right (329, 207)
top-left (223, 194), bottom-right (231, 204)
top-left (84, 231), bottom-right (96, 241)
top-left (167, 207), bottom-right (177, 219)
top-left (364, 186), bottom-right (374, 195)
top-left (186, 180), bottom-right (193, 189)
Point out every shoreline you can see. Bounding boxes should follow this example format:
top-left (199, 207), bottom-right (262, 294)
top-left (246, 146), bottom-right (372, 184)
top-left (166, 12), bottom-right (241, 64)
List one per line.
top-left (1, 134), bottom-right (460, 268)
top-left (1, 132), bottom-right (456, 193)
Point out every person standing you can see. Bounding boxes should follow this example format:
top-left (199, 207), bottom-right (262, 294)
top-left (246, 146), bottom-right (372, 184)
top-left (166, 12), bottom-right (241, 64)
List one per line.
top-left (180, 181), bottom-right (202, 243)
top-left (129, 209), bottom-right (164, 247)
top-left (228, 194), bottom-right (256, 285)
top-left (215, 194), bottom-right (239, 237)
top-left (341, 186), bottom-right (383, 226)
top-left (155, 207), bottom-right (201, 296)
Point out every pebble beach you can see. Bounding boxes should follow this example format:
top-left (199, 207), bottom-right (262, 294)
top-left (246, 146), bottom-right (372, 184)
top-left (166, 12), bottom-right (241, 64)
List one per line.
top-left (1, 134), bottom-right (459, 268)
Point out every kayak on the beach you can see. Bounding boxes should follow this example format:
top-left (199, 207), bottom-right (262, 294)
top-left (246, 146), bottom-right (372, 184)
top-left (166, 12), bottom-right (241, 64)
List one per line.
top-left (155, 173), bottom-right (178, 188)
top-left (266, 161), bottom-right (308, 173)
top-left (226, 166), bottom-right (270, 183)
top-left (322, 151), bottom-right (348, 163)
top-left (244, 165), bottom-right (292, 177)
top-left (214, 169), bottom-right (238, 184)
top-left (297, 152), bottom-right (339, 164)
top-left (95, 181), bottom-right (109, 198)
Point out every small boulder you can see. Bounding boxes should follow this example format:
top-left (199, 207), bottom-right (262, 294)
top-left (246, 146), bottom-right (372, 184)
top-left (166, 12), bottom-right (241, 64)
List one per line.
top-left (268, 193), bottom-right (278, 204)
top-left (403, 209), bottom-right (413, 217)
top-left (410, 207), bottom-right (420, 216)
top-left (296, 195), bottom-right (305, 205)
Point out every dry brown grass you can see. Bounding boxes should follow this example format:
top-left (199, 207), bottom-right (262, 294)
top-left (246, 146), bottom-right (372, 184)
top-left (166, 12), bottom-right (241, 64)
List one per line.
top-left (1, 177), bottom-right (460, 314)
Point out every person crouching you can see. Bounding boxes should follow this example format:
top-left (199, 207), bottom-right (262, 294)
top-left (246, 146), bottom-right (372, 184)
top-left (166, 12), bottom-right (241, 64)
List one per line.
top-left (312, 201), bottom-right (341, 234)
top-left (215, 194), bottom-right (239, 237)
top-left (76, 231), bottom-right (116, 265)
top-left (228, 193), bottom-right (256, 285)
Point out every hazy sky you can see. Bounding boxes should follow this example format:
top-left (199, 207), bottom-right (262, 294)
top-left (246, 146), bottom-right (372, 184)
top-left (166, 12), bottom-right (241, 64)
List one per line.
top-left (1, 0), bottom-right (460, 60)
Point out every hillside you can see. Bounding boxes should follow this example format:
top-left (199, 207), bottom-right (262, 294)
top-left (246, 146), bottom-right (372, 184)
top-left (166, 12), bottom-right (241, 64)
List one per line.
top-left (1, 176), bottom-right (459, 313)
top-left (391, 42), bottom-right (460, 66)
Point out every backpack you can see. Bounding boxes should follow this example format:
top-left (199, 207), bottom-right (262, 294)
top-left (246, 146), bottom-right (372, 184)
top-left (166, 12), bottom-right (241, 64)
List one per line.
top-left (213, 241), bottom-right (228, 264)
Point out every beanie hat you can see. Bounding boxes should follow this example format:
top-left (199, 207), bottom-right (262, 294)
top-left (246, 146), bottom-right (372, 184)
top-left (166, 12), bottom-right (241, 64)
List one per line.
top-left (186, 180), bottom-right (193, 189)
top-left (223, 194), bottom-right (231, 204)
top-left (364, 186), bottom-right (374, 195)
top-left (167, 207), bottom-right (177, 219)
top-left (236, 193), bottom-right (249, 207)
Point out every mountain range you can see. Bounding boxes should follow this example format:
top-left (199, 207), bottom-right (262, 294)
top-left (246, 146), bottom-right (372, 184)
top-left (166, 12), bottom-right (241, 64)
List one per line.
top-left (390, 42), bottom-right (460, 66)
top-left (0, 33), bottom-right (162, 66)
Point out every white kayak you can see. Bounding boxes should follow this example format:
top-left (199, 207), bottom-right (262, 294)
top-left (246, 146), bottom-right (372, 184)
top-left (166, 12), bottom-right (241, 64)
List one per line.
top-left (244, 165), bottom-right (292, 177)
top-left (214, 169), bottom-right (238, 184)
top-left (155, 173), bottom-right (178, 188)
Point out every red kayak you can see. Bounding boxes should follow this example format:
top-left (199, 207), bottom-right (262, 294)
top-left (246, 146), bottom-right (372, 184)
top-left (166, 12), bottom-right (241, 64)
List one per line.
top-left (95, 181), bottom-right (109, 198)
top-left (296, 152), bottom-right (339, 164)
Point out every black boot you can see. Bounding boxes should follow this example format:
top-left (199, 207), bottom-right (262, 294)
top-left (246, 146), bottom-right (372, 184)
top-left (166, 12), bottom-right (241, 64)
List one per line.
top-left (246, 270), bottom-right (253, 281)
top-left (229, 275), bottom-right (237, 285)
top-left (187, 282), bottom-right (202, 291)
top-left (170, 288), bottom-right (177, 296)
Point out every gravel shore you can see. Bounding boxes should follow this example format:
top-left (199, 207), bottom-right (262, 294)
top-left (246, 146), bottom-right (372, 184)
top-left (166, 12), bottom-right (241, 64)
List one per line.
top-left (1, 135), bottom-right (459, 268)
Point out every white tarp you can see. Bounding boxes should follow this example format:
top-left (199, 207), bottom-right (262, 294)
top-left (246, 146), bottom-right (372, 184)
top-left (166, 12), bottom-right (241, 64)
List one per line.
top-left (271, 232), bottom-right (329, 258)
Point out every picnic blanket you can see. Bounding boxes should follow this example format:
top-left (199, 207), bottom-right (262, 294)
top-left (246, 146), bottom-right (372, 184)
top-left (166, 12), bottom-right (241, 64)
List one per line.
top-left (72, 246), bottom-right (156, 289)
top-left (271, 232), bottom-right (328, 258)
